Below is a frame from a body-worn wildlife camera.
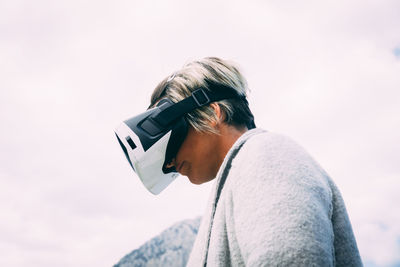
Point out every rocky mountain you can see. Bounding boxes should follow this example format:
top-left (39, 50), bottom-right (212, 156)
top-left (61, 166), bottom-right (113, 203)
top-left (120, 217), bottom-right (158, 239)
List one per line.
top-left (114, 217), bottom-right (201, 267)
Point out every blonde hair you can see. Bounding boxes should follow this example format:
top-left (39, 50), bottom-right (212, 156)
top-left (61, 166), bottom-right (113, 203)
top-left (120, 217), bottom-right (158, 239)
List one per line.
top-left (149, 57), bottom-right (254, 133)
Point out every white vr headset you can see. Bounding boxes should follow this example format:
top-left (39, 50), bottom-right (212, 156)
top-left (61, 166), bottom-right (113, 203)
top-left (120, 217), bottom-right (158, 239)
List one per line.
top-left (114, 82), bottom-right (254, 194)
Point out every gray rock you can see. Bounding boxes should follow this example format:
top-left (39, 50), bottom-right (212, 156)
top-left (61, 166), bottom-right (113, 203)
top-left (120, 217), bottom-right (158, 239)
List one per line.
top-left (114, 217), bottom-right (201, 267)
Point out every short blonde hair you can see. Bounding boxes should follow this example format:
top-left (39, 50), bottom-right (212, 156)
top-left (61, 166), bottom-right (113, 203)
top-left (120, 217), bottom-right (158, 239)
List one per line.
top-left (149, 57), bottom-right (254, 133)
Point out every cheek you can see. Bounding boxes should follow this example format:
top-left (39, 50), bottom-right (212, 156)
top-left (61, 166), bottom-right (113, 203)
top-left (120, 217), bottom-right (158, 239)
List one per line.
top-left (173, 128), bottom-right (219, 182)
top-left (175, 129), bottom-right (201, 162)
top-left (175, 139), bottom-right (192, 163)
top-left (189, 144), bottom-right (219, 179)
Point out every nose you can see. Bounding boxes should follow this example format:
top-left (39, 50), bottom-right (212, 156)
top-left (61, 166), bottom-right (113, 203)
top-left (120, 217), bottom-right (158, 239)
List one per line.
top-left (165, 158), bottom-right (176, 169)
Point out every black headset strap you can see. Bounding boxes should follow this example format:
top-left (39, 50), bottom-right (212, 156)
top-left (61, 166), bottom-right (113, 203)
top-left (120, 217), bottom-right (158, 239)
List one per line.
top-left (152, 82), bottom-right (244, 127)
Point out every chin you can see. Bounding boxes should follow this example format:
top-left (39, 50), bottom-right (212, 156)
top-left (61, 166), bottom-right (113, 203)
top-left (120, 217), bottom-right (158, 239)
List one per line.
top-left (187, 176), bottom-right (203, 185)
top-left (187, 174), bottom-right (214, 185)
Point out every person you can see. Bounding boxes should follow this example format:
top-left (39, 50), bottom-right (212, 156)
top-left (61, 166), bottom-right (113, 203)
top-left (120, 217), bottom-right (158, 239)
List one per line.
top-left (117, 57), bottom-right (363, 266)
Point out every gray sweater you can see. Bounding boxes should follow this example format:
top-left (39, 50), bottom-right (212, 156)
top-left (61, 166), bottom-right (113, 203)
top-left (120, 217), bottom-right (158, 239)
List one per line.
top-left (187, 129), bottom-right (362, 267)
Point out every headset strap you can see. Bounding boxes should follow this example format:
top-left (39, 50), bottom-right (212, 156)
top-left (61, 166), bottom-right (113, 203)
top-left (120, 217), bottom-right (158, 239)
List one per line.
top-left (152, 82), bottom-right (244, 127)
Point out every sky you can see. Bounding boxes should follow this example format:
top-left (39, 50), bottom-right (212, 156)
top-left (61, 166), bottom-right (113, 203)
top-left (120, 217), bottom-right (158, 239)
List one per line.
top-left (0, 0), bottom-right (399, 266)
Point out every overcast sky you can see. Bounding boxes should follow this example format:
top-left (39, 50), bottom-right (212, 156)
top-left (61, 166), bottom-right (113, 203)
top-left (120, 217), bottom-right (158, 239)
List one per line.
top-left (1, 0), bottom-right (399, 266)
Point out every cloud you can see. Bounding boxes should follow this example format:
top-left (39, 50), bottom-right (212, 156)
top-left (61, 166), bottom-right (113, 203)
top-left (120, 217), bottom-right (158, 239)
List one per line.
top-left (1, 0), bottom-right (400, 266)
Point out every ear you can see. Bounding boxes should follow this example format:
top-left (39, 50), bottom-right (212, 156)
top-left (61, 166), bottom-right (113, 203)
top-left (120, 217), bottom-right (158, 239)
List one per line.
top-left (209, 103), bottom-right (224, 127)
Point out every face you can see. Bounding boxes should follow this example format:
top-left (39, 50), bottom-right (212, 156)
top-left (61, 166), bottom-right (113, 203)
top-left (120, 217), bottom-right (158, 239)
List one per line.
top-left (167, 126), bottom-right (223, 184)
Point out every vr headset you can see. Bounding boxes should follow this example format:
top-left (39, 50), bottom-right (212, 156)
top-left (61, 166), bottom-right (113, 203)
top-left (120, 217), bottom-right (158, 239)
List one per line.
top-left (114, 82), bottom-right (254, 194)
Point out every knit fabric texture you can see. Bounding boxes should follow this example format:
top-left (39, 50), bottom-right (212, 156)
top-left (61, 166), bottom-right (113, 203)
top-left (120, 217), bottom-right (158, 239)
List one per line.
top-left (186, 128), bottom-right (362, 267)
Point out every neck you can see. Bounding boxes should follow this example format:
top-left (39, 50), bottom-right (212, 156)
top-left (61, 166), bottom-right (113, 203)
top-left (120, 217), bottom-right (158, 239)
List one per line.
top-left (216, 124), bottom-right (248, 165)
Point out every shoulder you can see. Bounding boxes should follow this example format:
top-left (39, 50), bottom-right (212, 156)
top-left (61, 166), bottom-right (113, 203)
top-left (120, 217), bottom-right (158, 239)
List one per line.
top-left (232, 130), bottom-right (311, 170)
top-left (227, 129), bottom-right (332, 202)
top-left (219, 130), bottom-right (337, 266)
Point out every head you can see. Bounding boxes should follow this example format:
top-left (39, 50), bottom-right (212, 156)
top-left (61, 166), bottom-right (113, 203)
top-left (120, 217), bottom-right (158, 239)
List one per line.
top-left (150, 57), bottom-right (255, 184)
